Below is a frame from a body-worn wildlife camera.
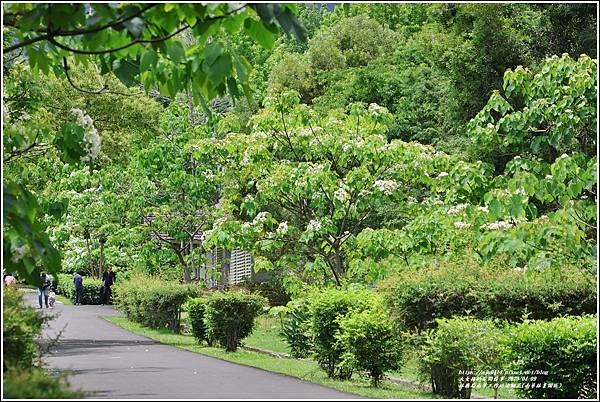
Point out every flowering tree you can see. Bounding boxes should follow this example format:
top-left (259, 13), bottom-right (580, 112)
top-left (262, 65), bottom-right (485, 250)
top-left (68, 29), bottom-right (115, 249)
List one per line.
top-left (194, 92), bottom-right (452, 285)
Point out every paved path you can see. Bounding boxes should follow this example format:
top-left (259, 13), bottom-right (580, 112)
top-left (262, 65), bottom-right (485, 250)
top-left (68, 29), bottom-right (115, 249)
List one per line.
top-left (25, 293), bottom-right (359, 399)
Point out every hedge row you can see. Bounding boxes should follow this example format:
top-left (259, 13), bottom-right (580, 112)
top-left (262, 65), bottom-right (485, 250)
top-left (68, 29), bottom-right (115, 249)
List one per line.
top-left (185, 291), bottom-right (267, 352)
top-left (113, 276), bottom-right (200, 332)
top-left (420, 315), bottom-right (597, 399)
top-left (281, 288), bottom-right (402, 385)
top-left (380, 258), bottom-right (597, 329)
top-left (56, 274), bottom-right (104, 305)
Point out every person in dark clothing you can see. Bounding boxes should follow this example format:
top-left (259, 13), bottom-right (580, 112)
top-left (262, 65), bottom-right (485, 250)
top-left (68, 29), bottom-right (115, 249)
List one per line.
top-left (74, 272), bottom-right (84, 305)
top-left (38, 273), bottom-right (52, 308)
top-left (101, 266), bottom-right (116, 305)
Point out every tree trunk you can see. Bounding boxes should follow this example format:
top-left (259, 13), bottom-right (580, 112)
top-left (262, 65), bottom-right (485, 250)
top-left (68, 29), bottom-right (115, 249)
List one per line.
top-left (175, 248), bottom-right (192, 283)
top-left (221, 249), bottom-right (231, 289)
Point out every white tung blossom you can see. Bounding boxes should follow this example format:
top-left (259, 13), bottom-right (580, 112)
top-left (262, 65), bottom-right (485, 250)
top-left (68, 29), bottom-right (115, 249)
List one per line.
top-left (307, 219), bottom-right (322, 232)
top-left (480, 221), bottom-right (513, 230)
top-left (333, 187), bottom-right (350, 202)
top-left (545, 175), bottom-right (553, 180)
top-left (477, 206), bottom-right (489, 213)
top-left (11, 244), bottom-right (28, 262)
top-left (374, 179), bottom-right (399, 195)
top-left (437, 172), bottom-right (449, 178)
top-left (276, 221), bottom-right (289, 235)
top-left (252, 211), bottom-right (269, 225)
top-left (448, 204), bottom-right (468, 215)
top-left (71, 108), bottom-right (101, 162)
top-left (453, 221), bottom-right (472, 229)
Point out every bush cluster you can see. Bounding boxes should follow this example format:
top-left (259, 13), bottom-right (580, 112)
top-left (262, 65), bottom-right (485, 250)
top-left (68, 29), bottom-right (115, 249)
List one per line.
top-left (419, 317), bottom-right (504, 398)
top-left (419, 315), bottom-right (597, 399)
top-left (184, 298), bottom-right (209, 345)
top-left (203, 291), bottom-right (267, 352)
top-left (281, 298), bottom-right (312, 358)
top-left (2, 287), bottom-right (81, 398)
top-left (380, 259), bottom-right (597, 329)
top-left (503, 315), bottom-right (597, 399)
top-left (280, 288), bottom-right (403, 386)
top-left (56, 274), bottom-right (104, 305)
top-left (113, 276), bottom-right (200, 331)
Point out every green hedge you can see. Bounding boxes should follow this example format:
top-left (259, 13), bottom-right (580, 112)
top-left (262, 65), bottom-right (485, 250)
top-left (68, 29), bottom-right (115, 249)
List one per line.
top-left (502, 315), bottom-right (597, 399)
top-left (3, 368), bottom-right (81, 399)
top-left (337, 309), bottom-right (403, 386)
top-left (204, 291), bottom-right (267, 352)
top-left (56, 274), bottom-right (104, 305)
top-left (308, 288), bottom-right (373, 379)
top-left (184, 298), bottom-right (209, 345)
top-left (419, 317), bottom-right (504, 398)
top-left (380, 257), bottom-right (597, 330)
top-left (113, 276), bottom-right (200, 332)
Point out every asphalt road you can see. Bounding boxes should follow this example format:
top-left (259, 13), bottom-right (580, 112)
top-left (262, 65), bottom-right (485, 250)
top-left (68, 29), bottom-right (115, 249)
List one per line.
top-left (24, 292), bottom-right (359, 399)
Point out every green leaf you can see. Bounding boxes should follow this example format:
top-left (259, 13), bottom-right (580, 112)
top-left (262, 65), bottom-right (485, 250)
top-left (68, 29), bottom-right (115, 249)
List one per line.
top-left (244, 18), bottom-right (276, 49)
top-left (140, 49), bottom-right (158, 72)
top-left (167, 41), bottom-right (186, 63)
top-left (206, 54), bottom-right (232, 86)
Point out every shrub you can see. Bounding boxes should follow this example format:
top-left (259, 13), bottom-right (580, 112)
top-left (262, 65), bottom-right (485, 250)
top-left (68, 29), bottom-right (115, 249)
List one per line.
top-left (308, 288), bottom-right (373, 379)
top-left (204, 291), bottom-right (267, 352)
top-left (419, 317), bottom-right (504, 398)
top-left (184, 298), bottom-right (209, 345)
top-left (56, 274), bottom-right (104, 305)
top-left (3, 287), bottom-right (47, 370)
top-left (337, 309), bottom-right (403, 386)
top-left (113, 276), bottom-right (200, 331)
top-left (281, 298), bottom-right (313, 358)
top-left (380, 257), bottom-right (597, 330)
top-left (3, 368), bottom-right (82, 399)
top-left (502, 315), bottom-right (597, 399)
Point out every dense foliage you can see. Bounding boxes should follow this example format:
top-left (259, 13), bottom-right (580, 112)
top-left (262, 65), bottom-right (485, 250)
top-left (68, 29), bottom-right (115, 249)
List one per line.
top-left (113, 276), bottom-right (200, 331)
top-left (380, 255), bottom-right (597, 330)
top-left (203, 291), bottom-right (267, 351)
top-left (502, 315), bottom-right (597, 399)
top-left (56, 273), bottom-right (104, 305)
top-left (184, 297), bottom-right (209, 344)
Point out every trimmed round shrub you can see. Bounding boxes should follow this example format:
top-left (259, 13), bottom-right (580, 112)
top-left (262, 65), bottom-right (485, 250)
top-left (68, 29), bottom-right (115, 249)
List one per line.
top-left (204, 291), bottom-right (267, 352)
top-left (185, 298), bottom-right (209, 345)
top-left (113, 276), bottom-right (200, 331)
top-left (380, 258), bottom-right (597, 330)
top-left (502, 315), bottom-right (597, 399)
top-left (281, 298), bottom-right (313, 358)
top-left (337, 309), bottom-right (403, 386)
top-left (308, 288), bottom-right (373, 379)
top-left (419, 317), bottom-right (504, 398)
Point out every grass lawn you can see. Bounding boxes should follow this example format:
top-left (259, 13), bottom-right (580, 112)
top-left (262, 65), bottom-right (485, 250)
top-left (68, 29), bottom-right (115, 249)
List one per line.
top-left (104, 315), bottom-right (439, 399)
top-left (243, 315), bottom-right (291, 355)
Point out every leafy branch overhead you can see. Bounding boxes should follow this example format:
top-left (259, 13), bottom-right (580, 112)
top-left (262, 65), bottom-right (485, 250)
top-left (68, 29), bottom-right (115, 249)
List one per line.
top-left (3, 3), bottom-right (307, 101)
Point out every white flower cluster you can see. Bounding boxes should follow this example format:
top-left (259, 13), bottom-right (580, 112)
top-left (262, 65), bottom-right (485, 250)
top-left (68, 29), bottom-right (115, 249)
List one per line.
top-left (433, 199), bottom-right (444, 206)
top-left (307, 219), bottom-right (322, 232)
top-left (407, 196), bottom-right (417, 204)
top-left (276, 221), bottom-right (289, 235)
top-left (477, 206), bottom-right (489, 213)
top-left (71, 108), bottom-right (101, 162)
top-left (368, 103), bottom-right (386, 116)
top-left (252, 211), bottom-right (269, 225)
top-left (480, 221), bottom-right (513, 230)
top-left (333, 186), bottom-right (350, 202)
top-left (203, 170), bottom-right (215, 180)
top-left (545, 175), bottom-right (553, 180)
top-left (514, 188), bottom-right (526, 196)
top-left (448, 204), bottom-right (468, 215)
top-left (453, 221), bottom-right (471, 229)
top-left (374, 179), bottom-right (399, 195)
top-left (437, 172), bottom-right (449, 178)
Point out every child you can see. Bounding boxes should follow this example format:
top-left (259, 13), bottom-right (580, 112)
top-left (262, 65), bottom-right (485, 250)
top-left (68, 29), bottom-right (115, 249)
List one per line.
top-left (48, 290), bottom-right (56, 308)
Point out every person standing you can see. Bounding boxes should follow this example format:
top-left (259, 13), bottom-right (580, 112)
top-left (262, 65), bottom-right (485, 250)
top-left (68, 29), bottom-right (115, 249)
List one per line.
top-left (38, 273), bottom-right (52, 308)
top-left (4, 273), bottom-right (16, 286)
top-left (74, 272), bottom-right (84, 305)
top-left (101, 266), bottom-right (116, 305)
